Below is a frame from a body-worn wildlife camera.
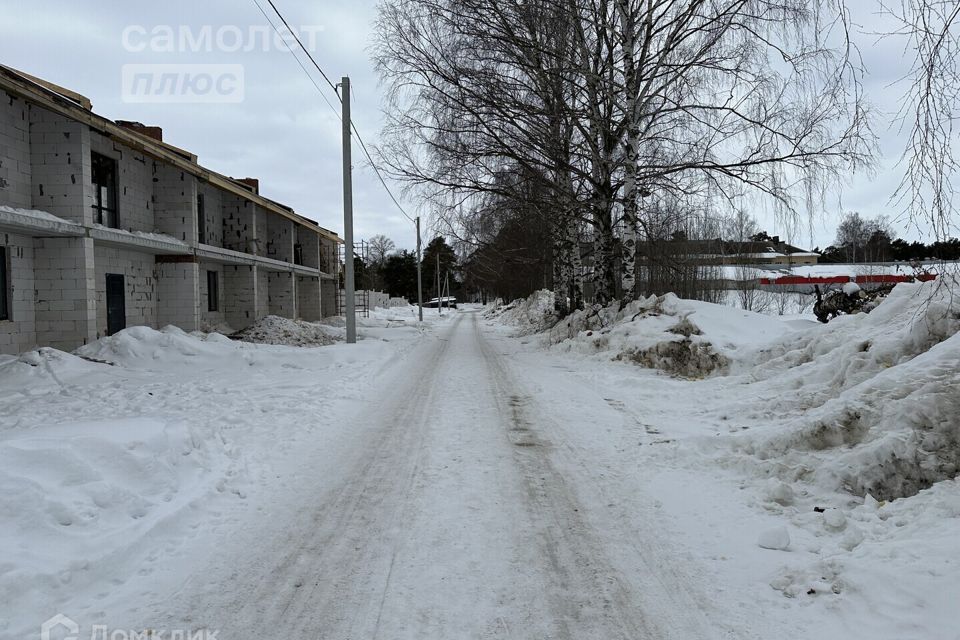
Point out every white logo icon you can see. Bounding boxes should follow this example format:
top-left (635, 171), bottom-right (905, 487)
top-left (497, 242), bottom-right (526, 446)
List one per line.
top-left (41, 614), bottom-right (79, 640)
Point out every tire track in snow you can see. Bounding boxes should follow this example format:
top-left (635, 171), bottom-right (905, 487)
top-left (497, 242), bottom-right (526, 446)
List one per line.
top-left (148, 317), bottom-right (460, 638)
top-left (475, 313), bottom-right (723, 640)
top-left (147, 311), bottom-right (724, 639)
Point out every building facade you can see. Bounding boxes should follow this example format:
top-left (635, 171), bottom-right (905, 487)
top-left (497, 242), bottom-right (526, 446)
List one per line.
top-left (0, 66), bottom-right (340, 355)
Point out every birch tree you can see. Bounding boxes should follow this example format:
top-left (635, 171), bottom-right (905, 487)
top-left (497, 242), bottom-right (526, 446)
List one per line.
top-left (374, 0), bottom-right (872, 312)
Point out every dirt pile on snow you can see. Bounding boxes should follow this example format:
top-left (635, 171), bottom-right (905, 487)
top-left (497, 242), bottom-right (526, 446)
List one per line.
top-left (487, 290), bottom-right (556, 334)
top-left (729, 280), bottom-right (960, 501)
top-left (231, 315), bottom-right (337, 347)
top-left (547, 294), bottom-right (790, 378)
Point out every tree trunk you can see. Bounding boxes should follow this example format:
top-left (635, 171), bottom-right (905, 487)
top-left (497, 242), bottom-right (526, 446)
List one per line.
top-left (567, 213), bottom-right (584, 310)
top-left (592, 194), bottom-right (617, 306)
top-left (552, 218), bottom-right (571, 317)
top-left (617, 0), bottom-right (639, 301)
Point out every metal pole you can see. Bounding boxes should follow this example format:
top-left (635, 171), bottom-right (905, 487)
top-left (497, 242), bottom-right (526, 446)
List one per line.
top-left (436, 252), bottom-right (441, 316)
top-left (416, 216), bottom-right (423, 322)
top-left (341, 76), bottom-right (356, 343)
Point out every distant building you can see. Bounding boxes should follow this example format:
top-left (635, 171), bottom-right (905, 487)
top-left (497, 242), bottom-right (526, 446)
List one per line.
top-left (0, 65), bottom-right (340, 354)
top-left (635, 236), bottom-right (820, 267)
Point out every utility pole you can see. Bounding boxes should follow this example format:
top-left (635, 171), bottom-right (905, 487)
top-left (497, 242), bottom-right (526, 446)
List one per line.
top-left (341, 76), bottom-right (356, 343)
top-left (416, 217), bottom-right (424, 322)
top-left (436, 252), bottom-right (442, 316)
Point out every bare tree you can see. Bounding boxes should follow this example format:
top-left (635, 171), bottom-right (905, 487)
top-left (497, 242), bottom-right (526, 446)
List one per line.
top-left (374, 0), bottom-right (873, 314)
top-left (836, 212), bottom-right (893, 262)
top-left (884, 0), bottom-right (960, 242)
top-left (722, 210), bottom-right (763, 310)
top-left (368, 235), bottom-right (396, 267)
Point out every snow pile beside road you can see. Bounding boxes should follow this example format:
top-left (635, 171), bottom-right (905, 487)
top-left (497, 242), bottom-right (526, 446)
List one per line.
top-left (0, 346), bottom-right (243, 629)
top-left (76, 325), bottom-right (247, 367)
top-left (546, 293), bottom-right (791, 378)
top-left (1, 318), bottom-right (432, 637)
top-left (0, 416), bottom-right (237, 615)
top-left (231, 315), bottom-right (337, 347)
top-left (658, 279), bottom-right (960, 633)
top-left (487, 290), bottom-right (556, 334)
top-left (731, 280), bottom-right (960, 501)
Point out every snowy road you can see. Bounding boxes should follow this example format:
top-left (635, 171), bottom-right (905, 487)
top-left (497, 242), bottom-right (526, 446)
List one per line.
top-left (146, 311), bottom-right (721, 639)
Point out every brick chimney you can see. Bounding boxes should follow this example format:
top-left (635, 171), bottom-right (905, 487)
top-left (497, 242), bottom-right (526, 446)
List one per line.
top-left (115, 120), bottom-right (163, 142)
top-left (234, 177), bottom-right (260, 194)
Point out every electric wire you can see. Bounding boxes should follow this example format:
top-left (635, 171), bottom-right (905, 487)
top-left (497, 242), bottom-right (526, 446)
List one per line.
top-left (253, 0), bottom-right (417, 224)
top-left (250, 0), bottom-right (341, 121)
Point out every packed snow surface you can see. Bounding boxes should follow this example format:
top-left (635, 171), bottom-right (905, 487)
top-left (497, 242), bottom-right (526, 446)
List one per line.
top-left (488, 279), bottom-right (960, 639)
top-left (0, 309), bottom-right (449, 638)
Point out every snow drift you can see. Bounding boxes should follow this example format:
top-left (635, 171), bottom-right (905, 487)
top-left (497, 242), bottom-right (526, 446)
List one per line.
top-left (0, 346), bottom-right (242, 627)
top-left (544, 293), bottom-right (791, 378)
top-left (730, 279), bottom-right (960, 501)
top-left (486, 290), bottom-right (556, 335)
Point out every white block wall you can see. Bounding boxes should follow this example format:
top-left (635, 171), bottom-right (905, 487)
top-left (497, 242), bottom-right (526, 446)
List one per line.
top-left (33, 236), bottom-right (96, 350)
top-left (222, 194), bottom-right (255, 254)
top-left (224, 264), bottom-right (257, 330)
top-left (296, 276), bottom-right (321, 321)
top-left (154, 164), bottom-right (198, 244)
top-left (94, 246), bottom-right (156, 338)
top-left (0, 91), bottom-right (32, 209)
top-left (255, 267), bottom-right (269, 318)
top-left (268, 271), bottom-right (295, 317)
top-left (320, 279), bottom-right (337, 318)
top-left (198, 182), bottom-right (224, 247)
top-left (0, 232), bottom-right (36, 354)
top-left (320, 238), bottom-right (337, 274)
top-left (296, 225), bottom-right (320, 268)
top-left (254, 207), bottom-right (268, 258)
top-left (29, 105), bottom-right (92, 224)
top-left (156, 260), bottom-right (199, 331)
top-left (267, 215), bottom-right (294, 262)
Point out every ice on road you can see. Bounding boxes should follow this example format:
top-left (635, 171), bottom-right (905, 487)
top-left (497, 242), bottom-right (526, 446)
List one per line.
top-left (148, 311), bottom-right (719, 639)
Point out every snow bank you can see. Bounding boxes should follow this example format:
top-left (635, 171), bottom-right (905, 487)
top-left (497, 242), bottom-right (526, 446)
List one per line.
top-left (486, 281), bottom-right (959, 635)
top-left (0, 345), bottom-right (243, 627)
top-left (1, 318), bottom-right (431, 636)
top-left (486, 290), bottom-right (556, 335)
top-left (230, 315), bottom-right (336, 347)
top-left (75, 325), bottom-right (243, 366)
top-left (732, 280), bottom-right (960, 501)
top-left (544, 293), bottom-right (791, 378)
top-left (0, 416), bottom-right (237, 612)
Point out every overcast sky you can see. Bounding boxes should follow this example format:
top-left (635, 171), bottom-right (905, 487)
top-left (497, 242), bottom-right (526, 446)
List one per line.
top-left (0, 1), bottom-right (934, 252)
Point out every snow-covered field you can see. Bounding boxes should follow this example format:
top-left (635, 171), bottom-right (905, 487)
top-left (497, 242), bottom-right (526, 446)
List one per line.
top-left (0, 306), bottom-right (450, 639)
top-left (489, 281), bottom-right (960, 639)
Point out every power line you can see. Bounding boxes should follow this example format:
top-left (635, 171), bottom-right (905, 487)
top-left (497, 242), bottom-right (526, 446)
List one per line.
top-left (264, 0), bottom-right (339, 94)
top-left (250, 0), bottom-right (340, 121)
top-left (255, 0), bottom-right (417, 224)
top-left (351, 116), bottom-right (416, 223)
